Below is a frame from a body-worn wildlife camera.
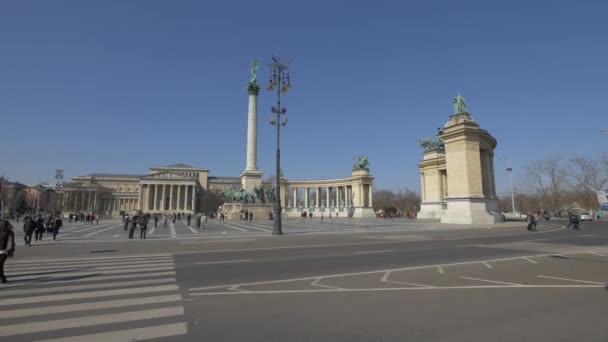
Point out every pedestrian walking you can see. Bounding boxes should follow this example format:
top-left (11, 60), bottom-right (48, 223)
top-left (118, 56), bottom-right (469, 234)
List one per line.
top-left (187, 214), bottom-right (192, 227)
top-left (526, 212), bottom-right (537, 231)
top-left (52, 216), bottom-right (63, 241)
top-left (202, 212), bottom-right (207, 230)
top-left (23, 217), bottom-right (34, 246)
top-left (195, 214), bottom-right (201, 230)
top-left (139, 217), bottom-right (148, 239)
top-left (568, 213), bottom-right (580, 230)
top-left (0, 219), bottom-right (16, 283)
top-left (220, 212), bottom-right (225, 223)
top-left (154, 215), bottom-right (159, 228)
top-left (123, 214), bottom-right (129, 231)
top-left (35, 217), bottom-right (45, 242)
top-left (249, 211), bottom-right (253, 222)
top-left (128, 216), bottom-right (137, 239)
top-left (163, 215), bottom-right (168, 228)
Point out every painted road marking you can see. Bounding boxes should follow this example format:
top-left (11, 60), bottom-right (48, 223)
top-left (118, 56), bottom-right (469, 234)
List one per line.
top-left (34, 322), bottom-right (188, 342)
top-left (7, 266), bottom-right (176, 282)
top-left (188, 249), bottom-right (608, 292)
top-left (0, 294), bottom-right (182, 319)
top-left (355, 249), bottom-right (395, 255)
top-left (190, 284), bottom-right (605, 296)
top-left (187, 225), bottom-right (198, 234)
top-left (537, 275), bottom-right (606, 285)
top-left (482, 261), bottom-right (493, 269)
top-left (459, 276), bottom-right (522, 286)
top-left (170, 223), bottom-right (177, 238)
top-left (589, 252), bottom-right (607, 257)
top-left (437, 266), bottom-right (445, 274)
top-left (0, 306), bottom-right (184, 337)
top-left (112, 234), bottom-right (121, 238)
top-left (310, 277), bottom-right (344, 290)
top-left (0, 285), bottom-right (178, 306)
top-left (523, 257), bottom-right (538, 264)
top-left (14, 253), bottom-right (172, 264)
top-left (0, 278), bottom-right (176, 297)
top-left (380, 271), bottom-right (434, 288)
top-left (195, 259), bottom-right (252, 265)
top-left (223, 223), bottom-right (249, 232)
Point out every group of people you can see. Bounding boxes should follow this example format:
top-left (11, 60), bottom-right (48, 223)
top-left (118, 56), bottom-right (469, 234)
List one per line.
top-left (68, 212), bottom-right (99, 224)
top-left (22, 214), bottom-right (64, 244)
top-left (239, 210), bottom-right (254, 222)
top-left (122, 213), bottom-right (150, 239)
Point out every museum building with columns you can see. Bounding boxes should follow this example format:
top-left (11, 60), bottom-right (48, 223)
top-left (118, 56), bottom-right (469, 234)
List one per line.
top-left (62, 164), bottom-right (240, 217)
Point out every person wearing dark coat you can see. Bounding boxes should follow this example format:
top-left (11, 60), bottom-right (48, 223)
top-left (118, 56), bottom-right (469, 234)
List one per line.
top-left (128, 216), bottom-right (137, 239)
top-left (0, 220), bottom-right (16, 283)
top-left (139, 217), bottom-right (148, 239)
top-left (23, 217), bottom-right (35, 246)
top-left (52, 216), bottom-right (63, 241)
top-left (35, 217), bottom-right (45, 242)
top-left (187, 214), bottom-right (192, 227)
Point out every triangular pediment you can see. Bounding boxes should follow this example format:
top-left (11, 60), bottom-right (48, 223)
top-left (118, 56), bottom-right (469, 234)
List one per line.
top-left (141, 172), bottom-right (193, 180)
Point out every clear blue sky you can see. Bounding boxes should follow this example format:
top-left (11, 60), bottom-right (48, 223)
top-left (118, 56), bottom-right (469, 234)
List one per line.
top-left (1, 0), bottom-right (607, 195)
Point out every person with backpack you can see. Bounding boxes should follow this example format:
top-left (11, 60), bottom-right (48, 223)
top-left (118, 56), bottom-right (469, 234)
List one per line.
top-left (35, 216), bottom-right (45, 242)
top-left (527, 212), bottom-right (537, 231)
top-left (0, 219), bottom-right (16, 283)
top-left (568, 213), bottom-right (580, 230)
top-left (23, 217), bottom-right (35, 246)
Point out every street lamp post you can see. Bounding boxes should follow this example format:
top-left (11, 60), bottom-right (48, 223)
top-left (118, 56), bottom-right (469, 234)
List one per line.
top-left (506, 160), bottom-right (515, 213)
top-left (267, 56), bottom-right (291, 235)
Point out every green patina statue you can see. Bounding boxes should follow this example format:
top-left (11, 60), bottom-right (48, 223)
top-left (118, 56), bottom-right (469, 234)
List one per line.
top-left (250, 58), bottom-right (260, 84)
top-left (352, 156), bottom-right (370, 170)
top-left (418, 127), bottom-right (445, 151)
top-left (452, 93), bottom-right (467, 114)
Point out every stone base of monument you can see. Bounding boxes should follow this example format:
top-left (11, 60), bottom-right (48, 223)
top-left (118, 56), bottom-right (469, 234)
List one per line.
top-left (240, 170), bottom-right (262, 193)
top-left (222, 203), bottom-right (275, 221)
top-left (440, 197), bottom-right (503, 225)
top-left (417, 202), bottom-right (443, 219)
top-left (351, 207), bottom-right (376, 218)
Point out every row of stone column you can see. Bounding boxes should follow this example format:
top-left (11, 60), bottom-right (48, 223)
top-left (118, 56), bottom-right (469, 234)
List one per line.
top-left (288, 185), bottom-right (372, 208)
top-left (100, 198), bottom-right (138, 212)
top-left (140, 184), bottom-right (196, 212)
top-left (63, 190), bottom-right (99, 212)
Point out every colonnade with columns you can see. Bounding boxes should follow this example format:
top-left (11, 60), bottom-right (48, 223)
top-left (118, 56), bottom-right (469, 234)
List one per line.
top-left (139, 182), bottom-right (196, 212)
top-left (100, 198), bottom-right (138, 212)
top-left (63, 189), bottom-right (101, 213)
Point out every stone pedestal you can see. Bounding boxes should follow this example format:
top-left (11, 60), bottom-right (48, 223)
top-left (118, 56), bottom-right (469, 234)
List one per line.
top-left (241, 170), bottom-right (262, 193)
top-left (417, 202), bottom-right (443, 219)
top-left (222, 203), bottom-right (274, 221)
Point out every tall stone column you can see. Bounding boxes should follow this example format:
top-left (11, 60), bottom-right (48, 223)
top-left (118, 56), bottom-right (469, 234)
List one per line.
top-left (191, 185), bottom-right (195, 212)
top-left (241, 81), bottom-right (263, 192)
top-left (316, 188), bottom-right (320, 208)
top-left (152, 184), bottom-right (158, 211)
top-left (177, 185), bottom-right (182, 210)
top-left (169, 185), bottom-right (174, 211)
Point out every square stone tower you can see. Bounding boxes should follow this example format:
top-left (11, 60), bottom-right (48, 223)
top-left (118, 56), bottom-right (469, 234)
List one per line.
top-left (418, 95), bottom-right (502, 225)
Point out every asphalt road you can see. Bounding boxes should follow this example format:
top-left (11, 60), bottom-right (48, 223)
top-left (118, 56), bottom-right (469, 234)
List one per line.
top-left (2, 219), bottom-right (607, 341)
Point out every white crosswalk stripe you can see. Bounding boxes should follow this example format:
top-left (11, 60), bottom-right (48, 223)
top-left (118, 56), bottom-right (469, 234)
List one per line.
top-left (0, 253), bottom-right (187, 340)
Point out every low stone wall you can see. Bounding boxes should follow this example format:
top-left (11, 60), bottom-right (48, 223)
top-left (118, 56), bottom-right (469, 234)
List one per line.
top-left (222, 203), bottom-right (275, 221)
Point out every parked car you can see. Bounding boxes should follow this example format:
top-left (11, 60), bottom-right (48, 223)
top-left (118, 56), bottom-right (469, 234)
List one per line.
top-left (579, 213), bottom-right (593, 221)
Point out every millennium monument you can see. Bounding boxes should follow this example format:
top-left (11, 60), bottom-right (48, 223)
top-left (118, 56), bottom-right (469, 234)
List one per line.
top-left (417, 94), bottom-right (502, 224)
top-left (62, 58), bottom-right (375, 220)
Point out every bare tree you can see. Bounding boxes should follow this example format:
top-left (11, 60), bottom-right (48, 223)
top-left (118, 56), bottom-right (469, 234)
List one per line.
top-left (523, 158), bottom-right (570, 212)
top-left (566, 154), bottom-right (608, 209)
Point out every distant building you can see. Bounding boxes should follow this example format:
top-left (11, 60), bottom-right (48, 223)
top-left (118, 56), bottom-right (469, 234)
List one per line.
top-left (62, 164), bottom-right (241, 217)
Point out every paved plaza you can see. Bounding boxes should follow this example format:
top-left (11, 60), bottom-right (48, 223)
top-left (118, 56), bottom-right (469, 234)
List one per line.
top-left (1, 219), bottom-right (607, 341)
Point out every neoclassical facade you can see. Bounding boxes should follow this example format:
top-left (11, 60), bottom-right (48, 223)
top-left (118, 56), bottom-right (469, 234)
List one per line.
top-left (281, 168), bottom-right (375, 218)
top-left (62, 164), bottom-right (239, 216)
top-left (418, 97), bottom-right (502, 224)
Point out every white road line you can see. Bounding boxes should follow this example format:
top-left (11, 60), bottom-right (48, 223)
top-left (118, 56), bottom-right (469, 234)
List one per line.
top-left (482, 261), bottom-right (493, 269)
top-left (0, 294), bottom-right (182, 319)
top-left (9, 271), bottom-right (177, 285)
top-left (437, 266), bottom-right (444, 274)
top-left (170, 223), bottom-right (177, 238)
top-left (0, 306), bottom-right (184, 337)
top-left (7, 257), bottom-right (173, 270)
top-left (112, 234), bottom-right (121, 238)
top-left (354, 249), bottom-right (395, 255)
top-left (379, 271), bottom-right (433, 287)
top-left (195, 259), bottom-right (252, 265)
top-left (84, 225), bottom-right (118, 237)
top-left (459, 276), bottom-right (522, 286)
top-left (228, 285), bottom-right (247, 292)
top-left (148, 226), bottom-right (156, 235)
top-left (34, 322), bottom-right (188, 342)
top-left (0, 284), bottom-right (178, 306)
top-left (8, 266), bottom-right (175, 281)
top-left (523, 257), bottom-right (538, 264)
top-left (0, 278), bottom-right (176, 297)
top-left (186, 225), bottom-right (198, 234)
top-left (222, 223), bottom-right (249, 232)
top-left (589, 252), bottom-right (606, 257)
top-left (72, 223), bottom-right (114, 233)
top-left (190, 284), bottom-right (605, 296)
top-left (537, 275), bottom-right (606, 285)
top-left (310, 277), bottom-right (344, 290)
top-left (14, 253), bottom-right (172, 264)
top-left (189, 250), bottom-right (608, 292)
top-left (7, 262), bottom-right (174, 276)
